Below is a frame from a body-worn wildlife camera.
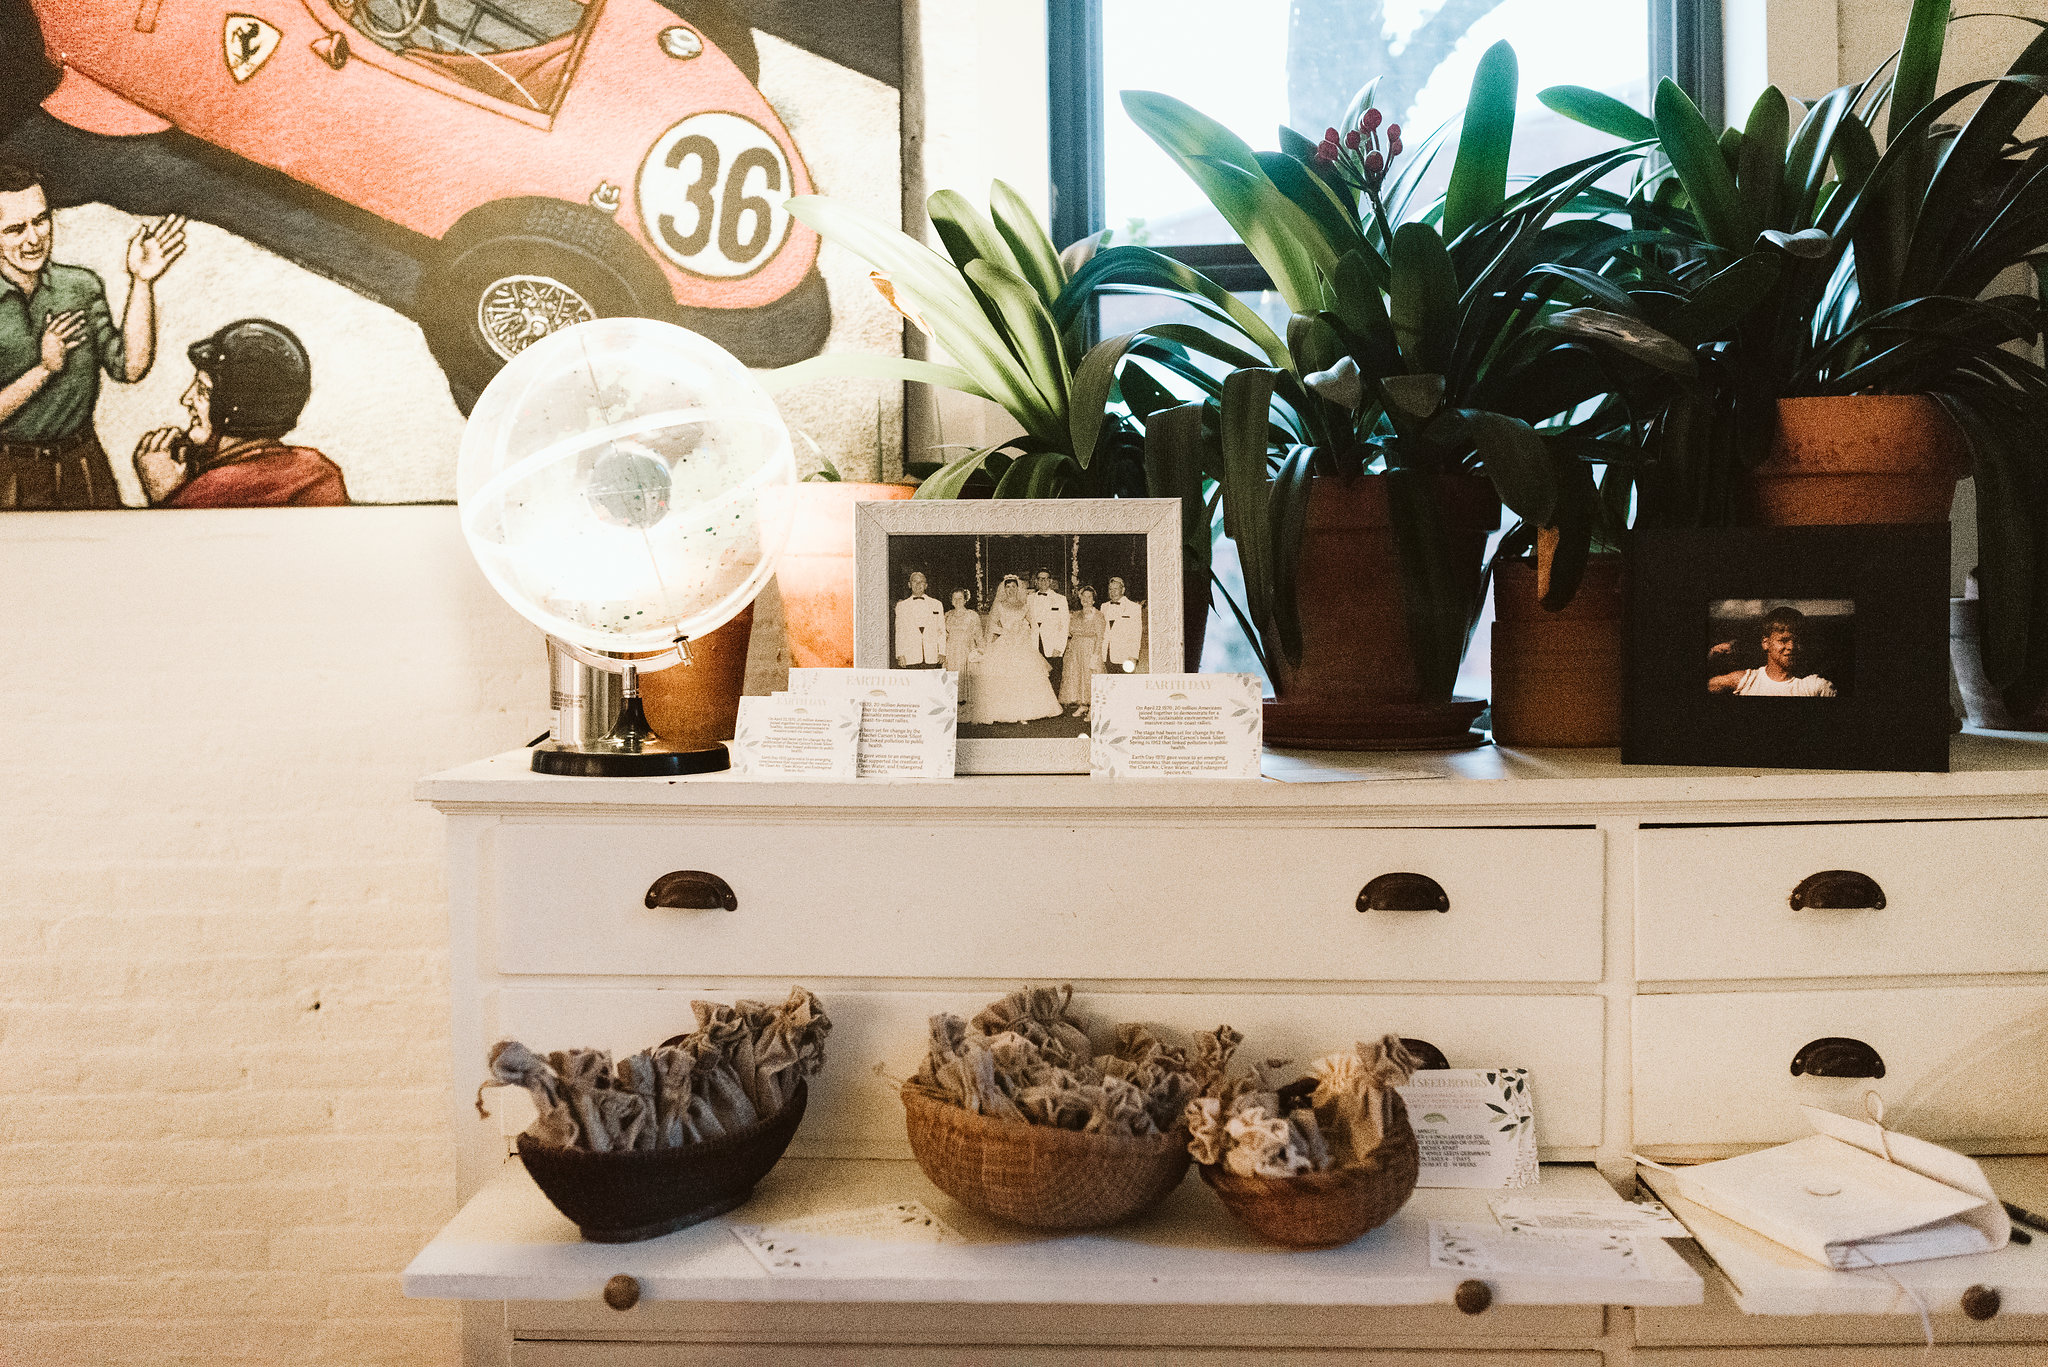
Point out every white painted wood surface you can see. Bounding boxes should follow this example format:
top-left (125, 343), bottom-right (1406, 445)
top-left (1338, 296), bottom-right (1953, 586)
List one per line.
top-left (490, 822), bottom-right (1604, 982)
top-left (487, 988), bottom-right (1607, 1157)
top-left (406, 1159), bottom-right (1699, 1307)
top-left (1633, 986), bottom-right (2048, 1154)
top-left (1640, 1164), bottom-right (2048, 1316)
top-left (1636, 820), bottom-right (2048, 982)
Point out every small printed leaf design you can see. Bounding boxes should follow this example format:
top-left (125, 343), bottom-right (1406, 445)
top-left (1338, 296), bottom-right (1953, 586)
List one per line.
top-left (1423, 1112), bottom-right (1450, 1124)
top-left (1486, 1103), bottom-right (1507, 1115)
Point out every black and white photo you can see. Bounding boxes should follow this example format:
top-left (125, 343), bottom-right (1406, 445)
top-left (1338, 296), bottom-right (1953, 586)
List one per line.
top-left (855, 500), bottom-right (1183, 773)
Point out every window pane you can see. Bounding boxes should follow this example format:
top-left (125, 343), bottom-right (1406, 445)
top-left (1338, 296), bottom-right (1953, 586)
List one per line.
top-left (1102, 0), bottom-right (1650, 247)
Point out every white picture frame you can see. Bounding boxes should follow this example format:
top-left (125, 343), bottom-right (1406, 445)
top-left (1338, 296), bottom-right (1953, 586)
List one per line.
top-left (854, 498), bottom-right (1184, 774)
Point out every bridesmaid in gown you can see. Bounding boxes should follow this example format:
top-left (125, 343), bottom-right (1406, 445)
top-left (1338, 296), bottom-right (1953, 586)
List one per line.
top-left (969, 576), bottom-right (1063, 724)
top-left (943, 587), bottom-right (981, 707)
top-left (1060, 585), bottom-right (1105, 716)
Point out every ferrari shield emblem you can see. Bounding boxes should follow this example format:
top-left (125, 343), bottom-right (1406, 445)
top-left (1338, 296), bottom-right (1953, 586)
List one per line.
top-left (223, 15), bottom-right (280, 83)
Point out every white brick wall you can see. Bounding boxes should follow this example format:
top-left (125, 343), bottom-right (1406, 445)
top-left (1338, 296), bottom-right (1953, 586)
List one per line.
top-left (1, 508), bottom-right (547, 1366)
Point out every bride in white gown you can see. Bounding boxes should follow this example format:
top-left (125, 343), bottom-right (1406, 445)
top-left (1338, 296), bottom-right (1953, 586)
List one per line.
top-left (967, 575), bottom-right (1063, 724)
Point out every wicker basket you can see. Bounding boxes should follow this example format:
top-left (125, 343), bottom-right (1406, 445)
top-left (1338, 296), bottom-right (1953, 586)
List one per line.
top-left (1200, 1092), bottom-right (1421, 1249)
top-left (901, 1083), bottom-right (1191, 1230)
top-left (516, 1082), bottom-right (808, 1243)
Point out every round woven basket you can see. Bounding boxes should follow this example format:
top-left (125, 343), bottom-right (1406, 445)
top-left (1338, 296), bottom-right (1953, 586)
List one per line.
top-left (1200, 1093), bottom-right (1421, 1249)
top-left (517, 1082), bottom-right (808, 1243)
top-left (900, 1083), bottom-right (1191, 1230)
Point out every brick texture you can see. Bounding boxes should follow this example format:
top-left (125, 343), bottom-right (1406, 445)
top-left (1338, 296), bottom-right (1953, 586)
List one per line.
top-left (1, 508), bottom-right (547, 1367)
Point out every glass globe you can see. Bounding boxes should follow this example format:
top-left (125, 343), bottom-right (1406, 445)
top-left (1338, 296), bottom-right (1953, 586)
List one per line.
top-left (457, 318), bottom-right (795, 657)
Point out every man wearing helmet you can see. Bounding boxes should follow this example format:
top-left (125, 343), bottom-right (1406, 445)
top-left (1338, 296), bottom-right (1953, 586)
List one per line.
top-left (132, 319), bottom-right (348, 508)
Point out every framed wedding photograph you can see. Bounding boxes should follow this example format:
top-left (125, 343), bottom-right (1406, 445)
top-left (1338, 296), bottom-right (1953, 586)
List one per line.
top-left (854, 498), bottom-right (1184, 774)
top-left (1624, 525), bottom-right (1952, 772)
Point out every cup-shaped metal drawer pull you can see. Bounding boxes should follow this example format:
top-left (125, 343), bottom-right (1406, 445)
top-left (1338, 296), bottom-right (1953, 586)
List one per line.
top-left (1402, 1038), bottom-right (1450, 1071)
top-left (1789, 870), bottom-right (1886, 911)
top-left (1357, 872), bottom-right (1449, 913)
top-left (1790, 1037), bottom-right (1885, 1079)
top-left (644, 870), bottom-right (737, 911)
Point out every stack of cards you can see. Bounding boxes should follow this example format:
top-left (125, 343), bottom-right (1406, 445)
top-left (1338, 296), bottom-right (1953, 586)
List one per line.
top-left (731, 669), bottom-right (957, 779)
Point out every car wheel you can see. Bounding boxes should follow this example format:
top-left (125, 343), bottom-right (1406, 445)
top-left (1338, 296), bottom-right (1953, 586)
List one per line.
top-left (423, 198), bottom-right (672, 412)
top-left (673, 264), bottom-right (832, 370)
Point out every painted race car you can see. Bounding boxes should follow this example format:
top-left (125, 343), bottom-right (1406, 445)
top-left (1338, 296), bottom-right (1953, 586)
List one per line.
top-left (11, 0), bottom-right (830, 400)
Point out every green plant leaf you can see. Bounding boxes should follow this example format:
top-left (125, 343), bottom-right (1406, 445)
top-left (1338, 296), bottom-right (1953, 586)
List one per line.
top-left (1538, 84), bottom-right (1657, 141)
top-left (1464, 409), bottom-right (1558, 526)
top-left (1541, 308), bottom-right (1696, 371)
top-left (1218, 368), bottom-right (1282, 656)
top-left (1382, 372), bottom-right (1446, 418)
top-left (988, 179), bottom-right (1067, 303)
top-left (915, 440), bottom-right (1018, 498)
top-left (1268, 443), bottom-right (1314, 665)
top-left (1665, 254), bottom-right (1783, 345)
top-left (1737, 86), bottom-right (1789, 232)
top-left (1655, 77), bottom-right (1755, 250)
top-left (1389, 222), bottom-right (1460, 375)
top-left (964, 257), bottom-right (1071, 419)
top-left (927, 188), bottom-right (1023, 277)
top-left (1057, 245), bottom-right (1291, 367)
top-left (1782, 84), bottom-right (1855, 225)
top-left (1143, 400), bottom-right (1214, 586)
top-left (1889, 0), bottom-right (1952, 146)
top-left (992, 450), bottom-right (1081, 498)
top-left (1445, 41), bottom-right (1519, 242)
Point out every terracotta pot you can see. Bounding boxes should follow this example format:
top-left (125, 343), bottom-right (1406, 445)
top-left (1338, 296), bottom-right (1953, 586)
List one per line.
top-left (774, 482), bottom-right (917, 669)
top-left (1488, 556), bottom-right (1624, 748)
top-left (1263, 474), bottom-right (1500, 751)
top-left (1753, 395), bottom-right (1969, 526)
top-left (638, 604), bottom-right (754, 746)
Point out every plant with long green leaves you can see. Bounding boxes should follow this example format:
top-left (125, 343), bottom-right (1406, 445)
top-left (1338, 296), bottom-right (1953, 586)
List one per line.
top-left (1122, 42), bottom-right (1651, 692)
top-left (1542, 1), bottom-right (2048, 710)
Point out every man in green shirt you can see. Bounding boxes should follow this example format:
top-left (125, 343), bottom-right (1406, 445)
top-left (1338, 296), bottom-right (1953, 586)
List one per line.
top-left (0, 156), bottom-right (186, 509)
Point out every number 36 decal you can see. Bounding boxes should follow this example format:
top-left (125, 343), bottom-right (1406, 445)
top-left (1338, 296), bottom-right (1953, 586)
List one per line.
top-left (637, 112), bottom-right (793, 279)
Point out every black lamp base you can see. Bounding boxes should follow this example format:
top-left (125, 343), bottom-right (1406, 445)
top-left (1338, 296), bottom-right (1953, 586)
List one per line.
top-left (530, 739), bottom-right (730, 777)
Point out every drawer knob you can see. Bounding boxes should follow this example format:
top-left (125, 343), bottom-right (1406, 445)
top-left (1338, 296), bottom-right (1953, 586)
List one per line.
top-left (603, 1274), bottom-right (640, 1311)
top-left (1402, 1038), bottom-right (1451, 1072)
top-left (1962, 1284), bottom-right (2000, 1321)
top-left (1790, 1037), bottom-right (1886, 1079)
top-left (1789, 870), bottom-right (1885, 911)
top-left (645, 870), bottom-right (737, 912)
top-left (1358, 872), bottom-right (1449, 913)
top-left (1454, 1279), bottom-right (1493, 1314)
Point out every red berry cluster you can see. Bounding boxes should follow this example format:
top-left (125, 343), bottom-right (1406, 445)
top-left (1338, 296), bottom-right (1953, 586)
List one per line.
top-left (1313, 107), bottom-right (1403, 192)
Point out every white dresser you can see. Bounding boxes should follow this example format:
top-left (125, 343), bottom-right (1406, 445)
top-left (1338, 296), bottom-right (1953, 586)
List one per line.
top-left (409, 737), bottom-right (2048, 1364)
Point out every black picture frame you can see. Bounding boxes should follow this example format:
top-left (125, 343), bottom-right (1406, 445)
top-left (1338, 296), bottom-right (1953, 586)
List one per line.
top-left (1624, 525), bottom-right (1952, 772)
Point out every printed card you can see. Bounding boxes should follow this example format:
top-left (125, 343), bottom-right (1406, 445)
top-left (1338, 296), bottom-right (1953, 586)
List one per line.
top-left (1489, 1196), bottom-right (1689, 1238)
top-left (1399, 1068), bottom-right (1538, 1189)
top-left (1429, 1221), bottom-right (1646, 1279)
top-left (730, 1201), bottom-right (965, 1276)
top-left (1089, 673), bottom-right (1262, 779)
top-left (787, 668), bottom-right (958, 778)
top-left (729, 693), bottom-right (860, 780)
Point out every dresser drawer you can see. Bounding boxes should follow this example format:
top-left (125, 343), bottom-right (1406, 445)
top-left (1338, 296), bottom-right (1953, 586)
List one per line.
top-left (512, 1348), bottom-right (1602, 1366)
top-left (1634, 986), bottom-right (2048, 1155)
top-left (1636, 820), bottom-right (2048, 982)
top-left (489, 988), bottom-right (1606, 1159)
top-left (489, 821), bottom-right (1604, 982)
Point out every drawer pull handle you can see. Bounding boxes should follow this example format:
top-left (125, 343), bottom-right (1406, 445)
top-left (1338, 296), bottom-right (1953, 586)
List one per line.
top-left (1790, 1037), bottom-right (1885, 1079)
top-left (1358, 872), bottom-right (1448, 914)
top-left (1962, 1284), bottom-right (2001, 1321)
top-left (1454, 1279), bottom-right (1493, 1314)
top-left (1402, 1038), bottom-right (1451, 1072)
top-left (1789, 870), bottom-right (1886, 911)
top-left (645, 870), bottom-right (737, 912)
top-left (603, 1274), bottom-right (640, 1311)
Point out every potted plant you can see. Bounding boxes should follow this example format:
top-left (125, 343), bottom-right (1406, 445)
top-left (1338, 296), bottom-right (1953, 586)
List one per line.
top-left (768, 183), bottom-right (1280, 668)
top-left (1123, 43), bottom-right (1650, 747)
top-left (1543, 0), bottom-right (2048, 715)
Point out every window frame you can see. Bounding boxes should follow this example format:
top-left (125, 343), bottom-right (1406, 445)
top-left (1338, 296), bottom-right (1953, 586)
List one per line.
top-left (1047, 0), bottom-right (1723, 283)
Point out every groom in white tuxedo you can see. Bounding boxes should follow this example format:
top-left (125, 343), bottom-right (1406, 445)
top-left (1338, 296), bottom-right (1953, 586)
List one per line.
top-left (1028, 568), bottom-right (1070, 696)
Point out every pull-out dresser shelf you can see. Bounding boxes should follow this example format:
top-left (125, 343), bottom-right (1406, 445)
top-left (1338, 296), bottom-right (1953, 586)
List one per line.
top-left (414, 735), bottom-right (2048, 1364)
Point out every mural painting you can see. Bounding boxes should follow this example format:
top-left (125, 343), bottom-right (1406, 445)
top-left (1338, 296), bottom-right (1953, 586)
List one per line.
top-left (0, 0), bottom-right (904, 508)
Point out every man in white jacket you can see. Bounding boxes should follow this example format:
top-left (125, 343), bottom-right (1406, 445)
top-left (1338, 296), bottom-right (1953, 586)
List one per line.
top-left (1102, 576), bottom-right (1144, 672)
top-left (1028, 568), bottom-right (1070, 695)
top-left (894, 571), bottom-right (945, 668)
